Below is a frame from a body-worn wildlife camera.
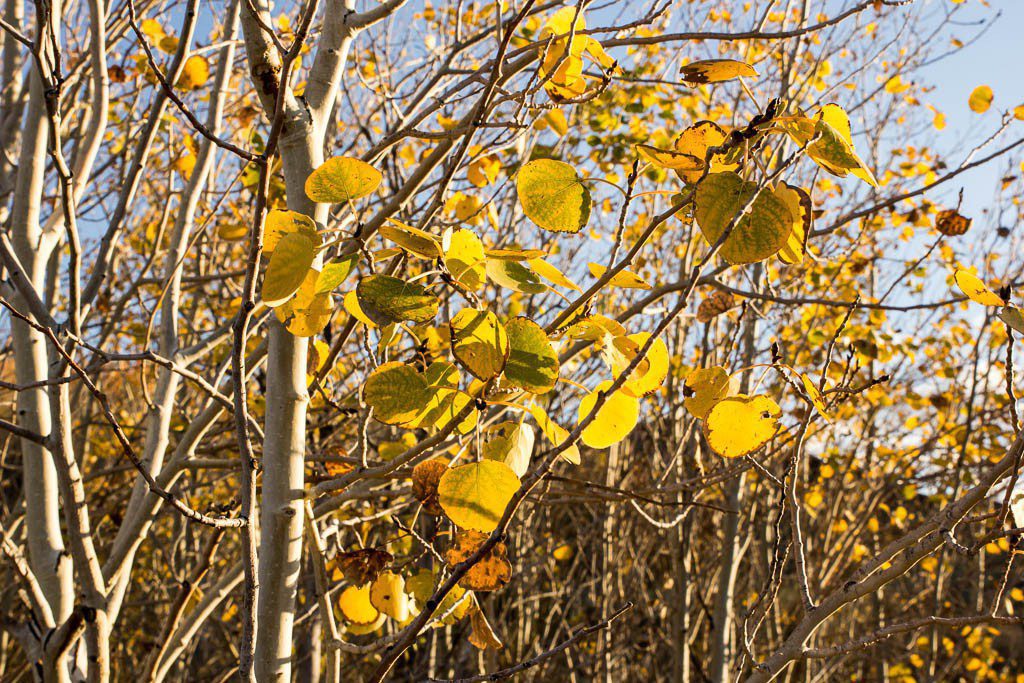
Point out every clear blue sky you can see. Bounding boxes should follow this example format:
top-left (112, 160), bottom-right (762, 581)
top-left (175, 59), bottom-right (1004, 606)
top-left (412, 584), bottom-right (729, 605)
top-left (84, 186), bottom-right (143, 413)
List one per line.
top-left (917, 0), bottom-right (1024, 223)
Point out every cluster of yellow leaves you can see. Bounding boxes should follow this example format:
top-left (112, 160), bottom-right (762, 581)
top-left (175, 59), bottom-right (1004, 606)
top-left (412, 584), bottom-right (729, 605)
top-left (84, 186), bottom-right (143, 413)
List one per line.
top-left (680, 366), bottom-right (783, 458)
top-left (538, 7), bottom-right (616, 102)
top-left (258, 157), bottom-right (382, 336)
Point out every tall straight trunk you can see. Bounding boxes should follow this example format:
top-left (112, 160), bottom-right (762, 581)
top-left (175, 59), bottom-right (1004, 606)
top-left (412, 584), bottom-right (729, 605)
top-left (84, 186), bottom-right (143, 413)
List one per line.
top-left (9, 58), bottom-right (72, 632)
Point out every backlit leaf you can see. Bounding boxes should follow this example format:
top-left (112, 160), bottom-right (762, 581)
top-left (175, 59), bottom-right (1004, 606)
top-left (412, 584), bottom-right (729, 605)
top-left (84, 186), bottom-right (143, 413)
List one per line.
top-left (444, 228), bottom-right (487, 291)
top-left (588, 262), bottom-right (652, 289)
top-left (413, 387), bottom-right (479, 435)
top-left (362, 362), bottom-right (431, 425)
top-left (264, 209), bottom-right (319, 253)
top-left (438, 460), bottom-right (521, 532)
top-left (529, 403), bottom-right (580, 465)
top-left (369, 571), bottom-right (410, 621)
top-left (680, 58), bottom-right (758, 84)
top-left (504, 317), bottom-right (559, 394)
top-left (612, 332), bottom-right (669, 397)
top-left (529, 258), bottom-right (582, 291)
top-left (953, 269), bottom-right (1005, 306)
top-left (315, 253), bottom-right (358, 294)
top-left (485, 259), bottom-right (546, 294)
top-left (683, 366), bottom-right (734, 419)
top-left (694, 172), bottom-right (793, 265)
top-left (516, 159), bottom-right (591, 233)
top-left (262, 232), bottom-right (316, 307)
top-left (445, 529), bottom-right (512, 592)
top-left (577, 380), bottom-right (640, 449)
top-left (704, 394), bottom-right (781, 458)
top-left (344, 290), bottom-right (377, 327)
top-left (356, 274), bottom-right (438, 325)
top-left (801, 104), bottom-right (878, 187)
top-left (177, 55), bottom-right (210, 90)
top-left (968, 85), bottom-right (993, 113)
top-left (306, 157), bottom-right (382, 203)
top-left (482, 421), bottom-right (534, 478)
top-left (338, 585), bottom-right (379, 624)
top-left (450, 309), bottom-right (509, 380)
top-left (674, 120), bottom-right (735, 184)
top-left (380, 219), bottom-right (443, 258)
top-left (274, 269), bottom-right (333, 337)
top-left (775, 183), bottom-right (813, 264)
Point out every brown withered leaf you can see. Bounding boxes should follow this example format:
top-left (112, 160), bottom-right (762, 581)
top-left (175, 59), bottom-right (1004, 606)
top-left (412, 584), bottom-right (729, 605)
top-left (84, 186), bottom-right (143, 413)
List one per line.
top-left (697, 290), bottom-right (736, 323)
top-left (445, 530), bottom-right (512, 592)
top-left (334, 548), bottom-right (392, 587)
top-left (468, 606), bottom-right (504, 650)
top-left (412, 459), bottom-right (447, 515)
top-left (935, 209), bottom-right (971, 236)
top-left (324, 459), bottom-right (354, 478)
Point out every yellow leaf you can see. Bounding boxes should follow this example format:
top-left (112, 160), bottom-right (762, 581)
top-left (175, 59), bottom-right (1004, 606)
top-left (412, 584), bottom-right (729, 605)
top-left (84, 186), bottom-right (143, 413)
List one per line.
top-left (469, 607), bottom-right (504, 650)
top-left (694, 172), bottom-right (793, 265)
top-left (412, 387), bottom-right (479, 435)
top-left (801, 374), bottom-right (831, 421)
top-left (613, 332), bottom-right (669, 397)
top-left (803, 104), bottom-right (877, 187)
top-left (674, 120), bottom-right (735, 184)
top-left (344, 290), bottom-right (377, 327)
top-left (577, 380), bottom-right (640, 449)
top-left (541, 108), bottom-right (568, 136)
top-left (588, 262), bottom-right (651, 289)
top-left (380, 219), bottom-right (442, 258)
top-left (140, 18), bottom-right (165, 42)
top-left (264, 209), bottom-right (319, 253)
top-left (504, 317), bottom-right (559, 394)
top-left (529, 258), bottom-right (581, 291)
top-left (635, 144), bottom-right (704, 175)
top-left (529, 403), bottom-right (580, 465)
top-left (274, 269), bottom-right (333, 337)
top-left (683, 366), bottom-right (733, 419)
top-left (680, 59), bottom-right (758, 84)
top-left (356, 274), bottom-right (438, 325)
top-left (261, 232), bottom-right (316, 307)
top-left (516, 159), bottom-right (591, 233)
top-left (369, 571), bottom-right (410, 621)
top-left (953, 269), bottom-right (1005, 306)
top-left (704, 394), bottom-right (781, 458)
top-left (362, 362), bottom-right (431, 425)
top-left (468, 155), bottom-right (501, 187)
top-left (449, 308), bottom-right (509, 380)
top-left (338, 585), bottom-right (379, 624)
top-left (437, 460), bottom-right (521, 532)
top-left (444, 228), bottom-right (487, 291)
top-left (775, 183), bottom-right (813, 264)
top-left (305, 157), bottom-right (382, 204)
top-left (968, 85), bottom-right (993, 114)
top-left (177, 55), bottom-right (210, 90)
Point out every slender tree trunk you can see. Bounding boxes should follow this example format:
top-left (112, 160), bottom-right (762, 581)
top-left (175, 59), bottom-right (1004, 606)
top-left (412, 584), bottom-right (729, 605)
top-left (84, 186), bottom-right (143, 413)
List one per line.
top-left (9, 56), bottom-right (73, 637)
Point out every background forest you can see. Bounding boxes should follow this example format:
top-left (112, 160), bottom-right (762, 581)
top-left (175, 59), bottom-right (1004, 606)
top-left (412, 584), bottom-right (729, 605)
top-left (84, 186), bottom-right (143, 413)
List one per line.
top-left (1, 0), bottom-right (1024, 681)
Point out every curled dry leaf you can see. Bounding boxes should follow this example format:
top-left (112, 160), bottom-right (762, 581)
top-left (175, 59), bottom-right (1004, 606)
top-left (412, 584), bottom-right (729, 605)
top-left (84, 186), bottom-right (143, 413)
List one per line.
top-left (469, 607), bottom-right (504, 650)
top-left (445, 529), bottom-right (513, 592)
top-left (334, 547), bottom-right (393, 587)
top-left (935, 209), bottom-right (971, 237)
top-left (411, 459), bottom-right (448, 515)
top-left (696, 290), bottom-right (736, 323)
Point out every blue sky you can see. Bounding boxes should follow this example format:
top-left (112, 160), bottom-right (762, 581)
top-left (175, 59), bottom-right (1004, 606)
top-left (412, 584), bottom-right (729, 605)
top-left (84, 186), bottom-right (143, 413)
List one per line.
top-left (917, 0), bottom-right (1024, 222)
